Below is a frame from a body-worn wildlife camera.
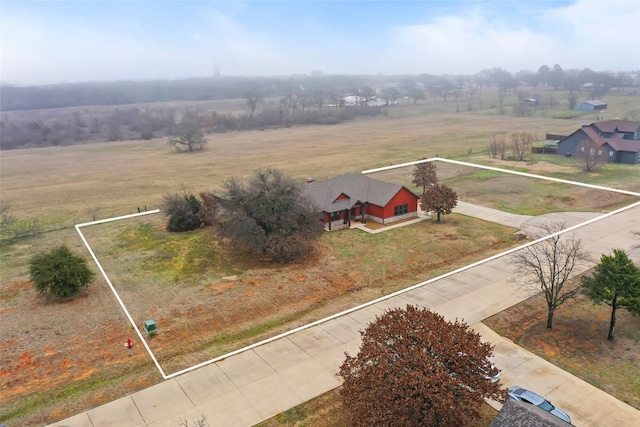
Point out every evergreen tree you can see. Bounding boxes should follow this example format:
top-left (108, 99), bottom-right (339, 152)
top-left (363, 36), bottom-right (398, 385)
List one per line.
top-left (29, 245), bottom-right (95, 298)
top-left (582, 249), bottom-right (640, 340)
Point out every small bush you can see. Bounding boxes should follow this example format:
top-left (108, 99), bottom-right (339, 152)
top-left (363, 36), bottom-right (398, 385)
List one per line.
top-left (163, 193), bottom-right (202, 232)
top-left (29, 245), bottom-right (95, 298)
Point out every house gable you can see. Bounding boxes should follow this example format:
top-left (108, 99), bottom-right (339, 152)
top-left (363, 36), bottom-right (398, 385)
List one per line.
top-left (304, 174), bottom-right (418, 213)
top-left (303, 174), bottom-right (420, 228)
top-left (557, 120), bottom-right (640, 164)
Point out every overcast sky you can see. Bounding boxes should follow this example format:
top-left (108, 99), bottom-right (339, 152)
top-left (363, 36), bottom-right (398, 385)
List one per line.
top-left (1, 0), bottom-right (639, 85)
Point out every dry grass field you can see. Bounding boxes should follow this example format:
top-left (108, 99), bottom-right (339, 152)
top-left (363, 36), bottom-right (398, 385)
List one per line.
top-left (1, 88), bottom-right (640, 426)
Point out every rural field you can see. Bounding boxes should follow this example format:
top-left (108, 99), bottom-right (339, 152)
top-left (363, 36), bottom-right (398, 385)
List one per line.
top-left (1, 88), bottom-right (640, 426)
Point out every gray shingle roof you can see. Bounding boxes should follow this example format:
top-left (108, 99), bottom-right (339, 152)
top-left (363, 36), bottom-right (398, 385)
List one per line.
top-left (579, 124), bottom-right (640, 153)
top-left (592, 119), bottom-right (640, 134)
top-left (490, 398), bottom-right (574, 427)
top-left (302, 174), bottom-right (417, 213)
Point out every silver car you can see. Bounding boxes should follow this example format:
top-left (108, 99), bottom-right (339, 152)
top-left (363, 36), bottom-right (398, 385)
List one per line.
top-left (507, 385), bottom-right (571, 424)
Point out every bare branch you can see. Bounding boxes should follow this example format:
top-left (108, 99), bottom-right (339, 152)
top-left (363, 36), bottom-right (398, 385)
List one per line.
top-left (512, 220), bottom-right (590, 329)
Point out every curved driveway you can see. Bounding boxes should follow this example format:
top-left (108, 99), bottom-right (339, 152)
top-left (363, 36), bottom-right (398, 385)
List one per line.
top-left (49, 203), bottom-right (640, 427)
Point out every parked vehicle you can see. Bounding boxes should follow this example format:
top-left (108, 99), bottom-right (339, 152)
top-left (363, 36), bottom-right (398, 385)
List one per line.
top-left (507, 385), bottom-right (571, 423)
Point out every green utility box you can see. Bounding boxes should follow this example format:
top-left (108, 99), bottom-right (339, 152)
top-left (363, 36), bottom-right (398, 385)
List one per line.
top-left (143, 319), bottom-right (157, 336)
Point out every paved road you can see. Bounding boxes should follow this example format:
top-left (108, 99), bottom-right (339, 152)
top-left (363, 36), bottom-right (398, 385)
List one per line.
top-left (48, 203), bottom-right (640, 427)
top-left (454, 200), bottom-right (533, 229)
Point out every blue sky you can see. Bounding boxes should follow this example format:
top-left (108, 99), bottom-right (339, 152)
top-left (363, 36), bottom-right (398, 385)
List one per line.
top-left (1, 0), bottom-right (638, 85)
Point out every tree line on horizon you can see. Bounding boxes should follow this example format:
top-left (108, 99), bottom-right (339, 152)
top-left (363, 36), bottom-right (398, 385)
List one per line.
top-left (2, 65), bottom-right (634, 111)
top-left (1, 64), bottom-right (636, 151)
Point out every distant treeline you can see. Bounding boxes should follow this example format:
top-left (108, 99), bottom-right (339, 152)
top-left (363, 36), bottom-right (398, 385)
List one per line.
top-left (0, 100), bottom-right (383, 150)
top-left (0, 75), bottom-right (373, 111)
top-left (2, 66), bottom-right (635, 150)
top-left (2, 66), bottom-right (634, 112)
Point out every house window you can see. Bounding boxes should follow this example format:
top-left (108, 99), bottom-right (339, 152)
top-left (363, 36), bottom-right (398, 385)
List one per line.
top-left (330, 211), bottom-right (341, 221)
top-left (580, 146), bottom-right (585, 152)
top-left (598, 150), bottom-right (602, 155)
top-left (394, 204), bottom-right (409, 216)
top-left (590, 148), bottom-right (595, 155)
top-left (609, 151), bottom-right (614, 157)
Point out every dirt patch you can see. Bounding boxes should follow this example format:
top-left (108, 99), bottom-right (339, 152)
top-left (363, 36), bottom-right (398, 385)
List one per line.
top-left (484, 287), bottom-right (640, 410)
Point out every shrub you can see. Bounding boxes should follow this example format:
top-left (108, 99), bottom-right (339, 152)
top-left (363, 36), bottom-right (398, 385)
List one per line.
top-left (29, 245), bottom-right (95, 298)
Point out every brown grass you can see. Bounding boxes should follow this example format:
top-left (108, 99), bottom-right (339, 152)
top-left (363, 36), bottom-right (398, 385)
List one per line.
top-left (3, 89), bottom-right (630, 223)
top-left (0, 211), bottom-right (519, 425)
top-left (1, 91), bottom-right (639, 426)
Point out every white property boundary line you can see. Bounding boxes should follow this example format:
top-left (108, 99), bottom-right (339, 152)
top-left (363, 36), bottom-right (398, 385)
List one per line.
top-left (75, 209), bottom-right (166, 378)
top-left (75, 160), bottom-right (640, 380)
top-left (363, 157), bottom-right (640, 197)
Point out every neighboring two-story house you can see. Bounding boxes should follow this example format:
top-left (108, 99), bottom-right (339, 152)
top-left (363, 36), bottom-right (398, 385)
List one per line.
top-left (557, 120), bottom-right (640, 164)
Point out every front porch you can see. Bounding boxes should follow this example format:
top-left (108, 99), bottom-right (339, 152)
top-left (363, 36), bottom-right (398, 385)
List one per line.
top-left (324, 206), bottom-right (430, 234)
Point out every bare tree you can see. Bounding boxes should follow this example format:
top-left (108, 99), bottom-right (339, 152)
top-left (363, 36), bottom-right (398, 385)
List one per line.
top-left (488, 134), bottom-right (506, 159)
top-left (312, 90), bottom-right (325, 110)
top-left (510, 132), bottom-right (533, 161)
top-left (512, 221), bottom-right (590, 329)
top-left (168, 130), bottom-right (206, 153)
top-left (578, 137), bottom-right (601, 172)
top-left (168, 111), bottom-right (207, 153)
top-left (86, 206), bottom-right (101, 222)
top-left (381, 87), bottom-right (400, 105)
top-left (244, 91), bottom-right (262, 117)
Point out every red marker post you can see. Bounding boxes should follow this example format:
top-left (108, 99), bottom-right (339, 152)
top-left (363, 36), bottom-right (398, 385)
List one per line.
top-left (126, 338), bottom-right (132, 349)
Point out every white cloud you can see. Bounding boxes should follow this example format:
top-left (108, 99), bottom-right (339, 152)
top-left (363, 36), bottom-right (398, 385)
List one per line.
top-left (388, 13), bottom-right (560, 74)
top-left (541, 0), bottom-right (640, 71)
top-left (1, 0), bottom-right (638, 84)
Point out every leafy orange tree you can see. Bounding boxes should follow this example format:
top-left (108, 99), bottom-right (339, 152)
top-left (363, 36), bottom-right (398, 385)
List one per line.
top-left (422, 183), bottom-right (458, 222)
top-left (339, 305), bottom-right (504, 427)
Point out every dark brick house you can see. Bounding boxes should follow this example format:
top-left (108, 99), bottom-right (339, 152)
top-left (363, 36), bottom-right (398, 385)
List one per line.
top-left (556, 120), bottom-right (640, 164)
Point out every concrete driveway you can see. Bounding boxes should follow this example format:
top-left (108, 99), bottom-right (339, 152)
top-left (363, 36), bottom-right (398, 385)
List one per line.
top-left (475, 323), bottom-right (640, 427)
top-left (47, 203), bottom-right (640, 427)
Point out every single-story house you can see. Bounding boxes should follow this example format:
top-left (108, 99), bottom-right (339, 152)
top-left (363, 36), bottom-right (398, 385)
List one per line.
top-left (574, 100), bottom-right (607, 111)
top-left (556, 120), bottom-right (640, 164)
top-left (303, 174), bottom-right (420, 231)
